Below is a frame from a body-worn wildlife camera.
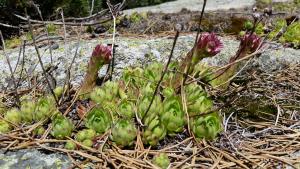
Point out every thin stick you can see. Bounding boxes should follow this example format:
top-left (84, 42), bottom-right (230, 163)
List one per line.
top-left (182, 0), bottom-right (207, 86)
top-left (26, 15), bottom-right (58, 105)
top-left (107, 0), bottom-right (117, 80)
top-left (0, 31), bottom-right (21, 107)
top-left (142, 30), bottom-right (180, 122)
top-left (32, 2), bottom-right (54, 64)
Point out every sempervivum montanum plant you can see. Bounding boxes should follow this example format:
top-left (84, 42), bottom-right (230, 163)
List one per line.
top-left (153, 153), bottom-right (170, 169)
top-left (51, 114), bottom-right (74, 139)
top-left (143, 115), bottom-right (167, 146)
top-left (4, 108), bottom-right (22, 124)
top-left (161, 96), bottom-right (185, 136)
top-left (85, 107), bottom-right (112, 134)
top-left (185, 83), bottom-right (213, 116)
top-left (0, 120), bottom-right (11, 133)
top-left (80, 44), bottom-right (112, 95)
top-left (110, 119), bottom-right (137, 147)
top-left (34, 96), bottom-right (56, 121)
top-left (191, 112), bottom-right (222, 140)
top-left (75, 129), bottom-right (96, 142)
top-left (20, 99), bottom-right (36, 124)
top-left (90, 81), bottom-right (127, 111)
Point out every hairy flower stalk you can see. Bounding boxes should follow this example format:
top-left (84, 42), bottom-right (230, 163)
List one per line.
top-left (191, 112), bottom-right (222, 140)
top-left (80, 44), bottom-right (112, 95)
top-left (174, 32), bottom-right (223, 89)
top-left (51, 114), bottom-right (74, 139)
top-left (210, 33), bottom-right (262, 89)
top-left (110, 119), bottom-right (137, 147)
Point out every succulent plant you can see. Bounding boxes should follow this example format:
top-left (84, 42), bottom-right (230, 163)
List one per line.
top-left (85, 107), bottom-right (112, 134)
top-left (144, 62), bottom-right (163, 82)
top-left (185, 83), bottom-right (213, 115)
top-left (75, 129), bottom-right (96, 142)
top-left (137, 95), bottom-right (162, 121)
top-left (118, 101), bottom-right (135, 118)
top-left (0, 120), bottom-right (11, 133)
top-left (51, 114), bottom-right (74, 139)
top-left (20, 100), bottom-right (36, 123)
top-left (162, 87), bottom-right (175, 98)
top-left (54, 86), bottom-right (64, 98)
top-left (33, 126), bottom-right (45, 136)
top-left (90, 81), bottom-right (127, 106)
top-left (34, 96), bottom-right (56, 121)
top-left (161, 97), bottom-right (185, 135)
top-left (65, 141), bottom-right (77, 150)
top-left (153, 153), bottom-right (170, 169)
top-left (143, 115), bottom-right (166, 146)
top-left (4, 108), bottom-right (22, 124)
top-left (82, 139), bottom-right (93, 147)
top-left (122, 67), bottom-right (144, 87)
top-left (191, 112), bottom-right (222, 140)
top-left (110, 119), bottom-right (137, 147)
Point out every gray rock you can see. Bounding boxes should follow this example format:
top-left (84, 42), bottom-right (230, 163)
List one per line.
top-left (0, 149), bottom-right (71, 169)
top-left (1, 34), bottom-right (300, 89)
top-left (123, 0), bottom-right (256, 15)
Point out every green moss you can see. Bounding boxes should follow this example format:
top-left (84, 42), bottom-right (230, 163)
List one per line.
top-left (128, 12), bottom-right (147, 23)
top-left (280, 22), bottom-right (300, 48)
top-left (268, 19), bottom-right (287, 39)
top-left (46, 24), bottom-right (57, 35)
top-left (5, 37), bottom-right (22, 49)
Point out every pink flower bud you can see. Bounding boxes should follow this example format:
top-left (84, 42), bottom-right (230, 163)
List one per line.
top-left (92, 44), bottom-right (112, 64)
top-left (241, 33), bottom-right (261, 53)
top-left (195, 32), bottom-right (223, 58)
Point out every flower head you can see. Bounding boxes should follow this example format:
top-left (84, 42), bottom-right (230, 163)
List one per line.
top-left (92, 44), bottom-right (112, 64)
top-left (195, 32), bottom-right (223, 57)
top-left (241, 33), bottom-right (262, 53)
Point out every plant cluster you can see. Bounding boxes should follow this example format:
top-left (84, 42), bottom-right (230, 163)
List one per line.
top-left (0, 28), bottom-right (263, 152)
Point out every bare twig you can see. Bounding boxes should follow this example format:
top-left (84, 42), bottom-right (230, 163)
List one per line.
top-left (26, 15), bottom-right (58, 105)
top-left (142, 30), bottom-right (180, 122)
top-left (0, 31), bottom-right (21, 107)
